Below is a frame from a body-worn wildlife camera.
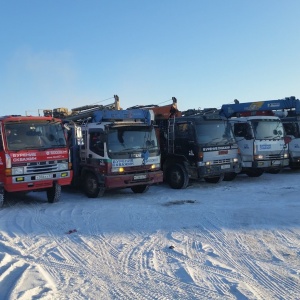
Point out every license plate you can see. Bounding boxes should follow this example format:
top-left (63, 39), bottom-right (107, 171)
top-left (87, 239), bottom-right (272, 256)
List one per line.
top-left (221, 164), bottom-right (230, 169)
top-left (272, 161), bottom-right (281, 166)
top-left (134, 174), bottom-right (147, 180)
top-left (36, 174), bottom-right (52, 180)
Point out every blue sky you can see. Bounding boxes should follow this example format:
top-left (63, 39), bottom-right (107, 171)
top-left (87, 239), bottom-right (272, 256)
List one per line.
top-left (1, 0), bottom-right (300, 116)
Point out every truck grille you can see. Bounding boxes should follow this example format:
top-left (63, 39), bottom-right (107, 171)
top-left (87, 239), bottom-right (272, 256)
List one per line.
top-left (213, 159), bottom-right (231, 164)
top-left (25, 161), bottom-right (63, 174)
top-left (265, 154), bottom-right (285, 159)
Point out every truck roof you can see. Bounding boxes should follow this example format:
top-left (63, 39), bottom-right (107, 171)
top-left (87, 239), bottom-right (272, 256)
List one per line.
top-left (0, 115), bottom-right (61, 123)
top-left (229, 115), bottom-right (281, 122)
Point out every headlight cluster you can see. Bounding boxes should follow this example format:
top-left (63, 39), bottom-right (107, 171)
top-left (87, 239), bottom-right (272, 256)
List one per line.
top-left (112, 164), bottom-right (160, 173)
top-left (58, 162), bottom-right (68, 170)
top-left (150, 164), bottom-right (160, 169)
top-left (254, 155), bottom-right (264, 160)
top-left (12, 167), bottom-right (24, 175)
top-left (112, 167), bottom-right (125, 173)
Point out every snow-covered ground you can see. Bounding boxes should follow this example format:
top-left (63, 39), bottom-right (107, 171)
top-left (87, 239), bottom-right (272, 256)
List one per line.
top-left (0, 169), bottom-right (300, 300)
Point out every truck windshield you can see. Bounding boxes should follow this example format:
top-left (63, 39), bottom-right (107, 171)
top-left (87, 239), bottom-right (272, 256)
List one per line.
top-left (5, 121), bottom-right (66, 151)
top-left (251, 120), bottom-right (284, 139)
top-left (195, 121), bottom-right (235, 145)
top-left (107, 127), bottom-right (158, 153)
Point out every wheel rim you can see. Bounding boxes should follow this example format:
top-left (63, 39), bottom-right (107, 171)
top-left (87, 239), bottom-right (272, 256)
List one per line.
top-left (171, 170), bottom-right (182, 185)
top-left (87, 176), bottom-right (97, 193)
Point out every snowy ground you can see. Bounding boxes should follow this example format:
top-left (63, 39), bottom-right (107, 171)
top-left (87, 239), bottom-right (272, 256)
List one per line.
top-left (0, 169), bottom-right (300, 300)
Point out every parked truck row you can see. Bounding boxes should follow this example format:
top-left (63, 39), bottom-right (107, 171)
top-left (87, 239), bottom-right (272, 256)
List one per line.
top-left (1, 95), bottom-right (299, 207)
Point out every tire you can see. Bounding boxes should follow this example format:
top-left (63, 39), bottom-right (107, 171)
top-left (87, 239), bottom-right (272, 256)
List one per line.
top-left (245, 169), bottom-right (264, 177)
top-left (167, 163), bottom-right (189, 189)
top-left (131, 185), bottom-right (150, 193)
top-left (223, 172), bottom-right (238, 181)
top-left (47, 182), bottom-right (61, 203)
top-left (204, 174), bottom-right (224, 184)
top-left (84, 172), bottom-right (105, 198)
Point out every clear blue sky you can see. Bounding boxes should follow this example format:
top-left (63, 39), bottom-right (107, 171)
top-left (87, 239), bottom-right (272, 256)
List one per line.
top-left (1, 0), bottom-right (300, 116)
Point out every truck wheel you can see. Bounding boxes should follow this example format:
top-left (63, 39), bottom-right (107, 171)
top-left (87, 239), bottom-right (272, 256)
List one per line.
top-left (223, 172), bottom-right (237, 181)
top-left (167, 163), bottom-right (189, 189)
top-left (131, 185), bottom-right (150, 193)
top-left (84, 173), bottom-right (105, 198)
top-left (245, 169), bottom-right (264, 177)
top-left (204, 174), bottom-right (224, 184)
top-left (47, 182), bottom-right (61, 203)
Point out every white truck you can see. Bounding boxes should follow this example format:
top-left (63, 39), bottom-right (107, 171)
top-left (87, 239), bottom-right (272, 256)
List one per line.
top-left (221, 101), bottom-right (289, 177)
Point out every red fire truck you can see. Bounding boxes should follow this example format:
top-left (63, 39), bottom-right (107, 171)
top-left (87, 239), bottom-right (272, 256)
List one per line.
top-left (0, 115), bottom-right (73, 207)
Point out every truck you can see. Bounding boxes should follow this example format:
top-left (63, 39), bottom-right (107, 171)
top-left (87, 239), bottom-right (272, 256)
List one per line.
top-left (224, 96), bottom-right (300, 169)
top-left (277, 97), bottom-right (300, 169)
top-left (220, 99), bottom-right (289, 176)
top-left (128, 98), bottom-right (241, 188)
top-left (0, 114), bottom-right (73, 207)
top-left (59, 96), bottom-right (163, 197)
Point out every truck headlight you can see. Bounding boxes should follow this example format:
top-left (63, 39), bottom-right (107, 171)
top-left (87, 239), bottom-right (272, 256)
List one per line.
top-left (284, 153), bottom-right (289, 158)
top-left (58, 162), bottom-right (68, 170)
top-left (112, 167), bottom-right (125, 173)
top-left (12, 167), bottom-right (24, 175)
top-left (150, 164), bottom-right (160, 169)
top-left (254, 155), bottom-right (264, 160)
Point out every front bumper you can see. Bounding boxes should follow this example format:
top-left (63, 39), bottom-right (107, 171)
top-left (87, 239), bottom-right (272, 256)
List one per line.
top-left (198, 162), bottom-right (241, 178)
top-left (4, 170), bottom-right (73, 192)
top-left (252, 159), bottom-right (289, 169)
top-left (104, 170), bottom-right (163, 189)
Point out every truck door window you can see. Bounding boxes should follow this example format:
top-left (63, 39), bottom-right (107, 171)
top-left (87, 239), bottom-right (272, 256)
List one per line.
top-left (234, 123), bottom-right (252, 138)
top-left (90, 132), bottom-right (105, 156)
top-left (284, 122), bottom-right (299, 138)
top-left (175, 123), bottom-right (190, 139)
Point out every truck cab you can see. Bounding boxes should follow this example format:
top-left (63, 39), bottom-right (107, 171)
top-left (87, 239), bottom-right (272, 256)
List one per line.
top-left (160, 113), bottom-right (241, 187)
top-left (229, 115), bottom-right (289, 176)
top-left (221, 100), bottom-right (290, 176)
top-left (0, 115), bottom-right (73, 207)
top-left (61, 99), bottom-right (163, 198)
top-left (281, 116), bottom-right (300, 168)
top-left (129, 98), bottom-right (241, 188)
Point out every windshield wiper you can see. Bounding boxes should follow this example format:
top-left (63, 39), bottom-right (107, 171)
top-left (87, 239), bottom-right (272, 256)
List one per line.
top-left (206, 137), bottom-right (223, 145)
top-left (49, 144), bottom-right (67, 148)
top-left (262, 136), bottom-right (278, 139)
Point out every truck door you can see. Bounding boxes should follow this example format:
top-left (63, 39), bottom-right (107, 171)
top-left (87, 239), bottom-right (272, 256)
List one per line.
top-left (174, 121), bottom-right (196, 164)
top-left (232, 122), bottom-right (253, 163)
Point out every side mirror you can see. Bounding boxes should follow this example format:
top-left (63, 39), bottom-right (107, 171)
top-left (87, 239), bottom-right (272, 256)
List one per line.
top-left (75, 126), bottom-right (84, 146)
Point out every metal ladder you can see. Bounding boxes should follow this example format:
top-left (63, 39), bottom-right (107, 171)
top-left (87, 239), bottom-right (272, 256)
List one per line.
top-left (77, 122), bottom-right (89, 164)
top-left (167, 116), bottom-right (176, 154)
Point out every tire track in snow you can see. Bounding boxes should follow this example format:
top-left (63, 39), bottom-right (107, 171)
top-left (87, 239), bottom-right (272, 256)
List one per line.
top-left (184, 214), bottom-right (299, 300)
top-left (175, 219), bottom-right (265, 299)
top-left (117, 231), bottom-right (230, 299)
top-left (30, 206), bottom-right (134, 299)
